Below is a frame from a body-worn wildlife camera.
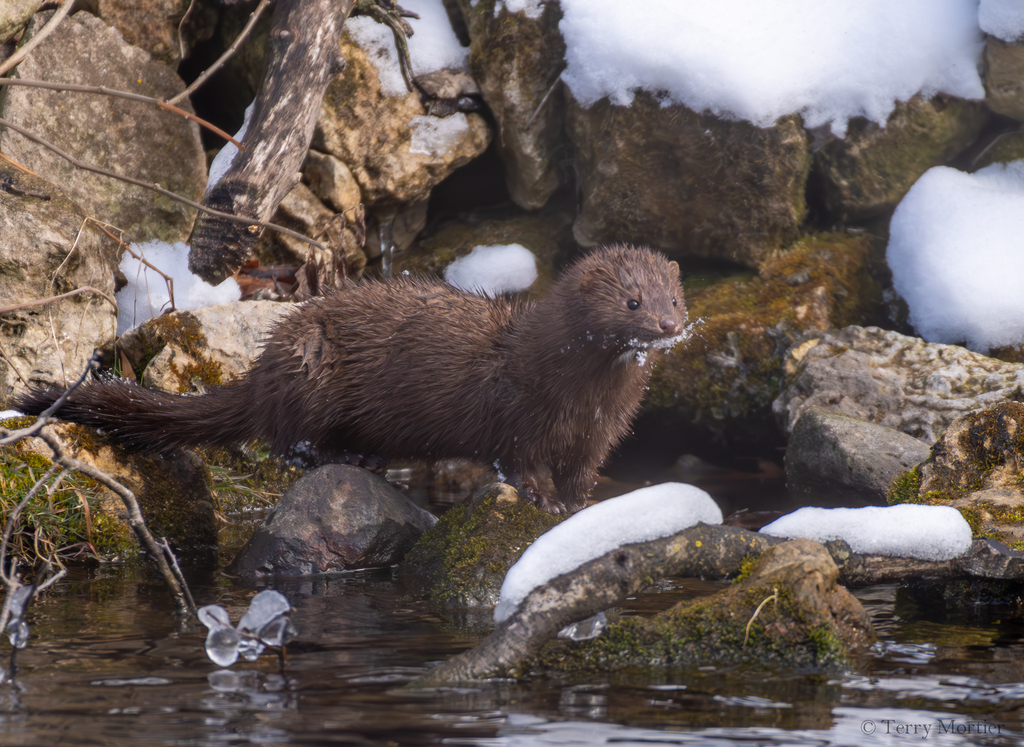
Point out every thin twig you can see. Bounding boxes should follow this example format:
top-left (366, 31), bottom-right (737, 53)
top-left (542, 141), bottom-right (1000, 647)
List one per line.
top-left (743, 586), bottom-right (779, 648)
top-left (0, 152), bottom-right (39, 176)
top-left (0, 0), bottom-right (74, 77)
top-left (0, 79), bottom-right (243, 149)
top-left (0, 115), bottom-right (327, 252)
top-left (177, 0), bottom-right (198, 61)
top-left (38, 431), bottom-right (197, 616)
top-left (526, 72), bottom-right (563, 130)
top-left (0, 286), bottom-right (117, 315)
top-left (168, 0), bottom-right (273, 107)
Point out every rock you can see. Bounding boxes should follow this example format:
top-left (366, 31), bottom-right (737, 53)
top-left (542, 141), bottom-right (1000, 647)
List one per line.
top-left (554, 539), bottom-right (874, 670)
top-left (94, 0), bottom-right (218, 65)
top-left (984, 37), bottom-right (1024, 121)
top-left (403, 484), bottom-right (563, 607)
top-left (814, 96), bottom-right (988, 222)
top-left (256, 181), bottom-right (367, 276)
top-left (0, 11), bottom-right (207, 243)
top-left (646, 233), bottom-right (881, 447)
top-left (972, 130), bottom-right (1024, 170)
top-left (0, 0), bottom-right (38, 46)
top-left (0, 163), bottom-right (118, 408)
top-left (786, 407), bottom-right (931, 507)
top-left (20, 421), bottom-right (218, 558)
top-left (116, 301), bottom-right (289, 393)
top-left (313, 29), bottom-right (492, 213)
top-left (774, 326), bottom-right (1024, 443)
top-left (458, 0), bottom-right (566, 209)
top-left (303, 150), bottom-right (363, 215)
top-left (227, 464), bottom-right (438, 577)
top-left (566, 92), bottom-right (809, 267)
top-left (892, 402), bottom-right (1024, 547)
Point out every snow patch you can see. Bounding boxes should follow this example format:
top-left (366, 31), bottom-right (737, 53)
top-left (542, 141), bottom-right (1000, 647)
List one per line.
top-left (886, 161), bottom-right (1024, 352)
top-left (980, 0), bottom-right (1024, 41)
top-left (495, 484), bottom-right (722, 622)
top-left (444, 244), bottom-right (538, 295)
top-left (116, 241), bottom-right (241, 336)
top-left (409, 113), bottom-right (470, 156)
top-left (759, 504), bottom-right (973, 561)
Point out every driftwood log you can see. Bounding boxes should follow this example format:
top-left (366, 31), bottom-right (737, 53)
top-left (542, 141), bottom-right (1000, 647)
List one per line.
top-left (418, 525), bottom-right (1021, 684)
top-left (188, 0), bottom-right (354, 283)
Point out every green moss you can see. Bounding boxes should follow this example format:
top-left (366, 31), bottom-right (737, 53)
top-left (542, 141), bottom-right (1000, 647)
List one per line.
top-left (406, 489), bottom-right (563, 606)
top-left (146, 312), bottom-right (223, 392)
top-left (648, 233), bottom-right (881, 433)
top-left (886, 465), bottom-right (923, 505)
top-left (0, 442), bottom-right (128, 564)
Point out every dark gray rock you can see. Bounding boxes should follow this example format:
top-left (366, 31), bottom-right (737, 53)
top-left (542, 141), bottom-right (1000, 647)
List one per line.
top-left (786, 406), bottom-right (930, 506)
top-left (228, 465), bottom-right (438, 577)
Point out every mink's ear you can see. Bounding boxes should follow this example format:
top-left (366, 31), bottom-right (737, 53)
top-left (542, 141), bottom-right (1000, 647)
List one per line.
top-left (668, 261), bottom-right (680, 279)
top-left (579, 264), bottom-right (620, 295)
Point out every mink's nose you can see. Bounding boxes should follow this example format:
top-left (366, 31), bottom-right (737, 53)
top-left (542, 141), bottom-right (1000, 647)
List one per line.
top-left (660, 317), bottom-right (679, 335)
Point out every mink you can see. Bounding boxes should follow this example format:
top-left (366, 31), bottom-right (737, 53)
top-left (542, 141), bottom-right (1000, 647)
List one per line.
top-left (16, 244), bottom-right (687, 513)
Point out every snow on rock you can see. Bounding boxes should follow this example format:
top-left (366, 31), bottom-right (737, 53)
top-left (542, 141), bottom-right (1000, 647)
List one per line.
top-left (759, 505), bottom-right (973, 561)
top-left (444, 244), bottom-right (538, 295)
top-left (116, 241), bottom-right (241, 336)
top-left (980, 0), bottom-right (1024, 41)
top-left (557, 0), bottom-right (984, 136)
top-left (494, 484), bottom-right (723, 623)
top-left (347, 1), bottom-right (469, 96)
top-left (409, 113), bottom-right (472, 156)
top-left (886, 161), bottom-right (1024, 352)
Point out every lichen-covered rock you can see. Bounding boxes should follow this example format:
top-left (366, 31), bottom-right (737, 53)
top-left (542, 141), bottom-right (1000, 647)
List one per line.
top-left (403, 485), bottom-right (563, 607)
top-left (0, 12), bottom-right (207, 243)
top-left (647, 233), bottom-right (880, 446)
top-left (313, 29), bottom-right (491, 213)
top-left (890, 402), bottom-right (1024, 548)
top-left (0, 0), bottom-right (37, 45)
top-left (786, 407), bottom-right (930, 507)
top-left (116, 301), bottom-right (289, 393)
top-left (984, 37), bottom-right (1024, 122)
top-left (0, 164), bottom-right (118, 407)
top-left (814, 96), bottom-right (988, 222)
top-left (228, 464), bottom-right (438, 577)
top-left (775, 326), bottom-right (1024, 444)
top-left (566, 92), bottom-right (809, 267)
top-left (457, 0), bottom-right (566, 209)
top-left (550, 539), bottom-right (874, 671)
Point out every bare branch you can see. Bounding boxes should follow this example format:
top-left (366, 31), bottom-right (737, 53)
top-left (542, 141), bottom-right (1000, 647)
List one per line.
top-left (0, 115), bottom-right (327, 252)
top-left (0, 78), bottom-right (243, 149)
top-left (0, 0), bottom-right (74, 77)
top-left (168, 0), bottom-right (273, 107)
top-left (0, 286), bottom-right (117, 315)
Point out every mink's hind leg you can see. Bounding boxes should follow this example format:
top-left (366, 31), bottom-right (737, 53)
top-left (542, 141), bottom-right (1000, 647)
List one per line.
top-left (509, 467), bottom-right (566, 514)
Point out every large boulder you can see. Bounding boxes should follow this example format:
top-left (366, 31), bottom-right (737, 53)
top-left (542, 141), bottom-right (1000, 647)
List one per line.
top-left (0, 11), bottom-right (208, 243)
top-left (984, 37), bottom-right (1024, 122)
top-left (567, 92), bottom-right (809, 267)
top-left (775, 326), bottom-right (1024, 444)
top-left (813, 96), bottom-right (988, 222)
top-left (0, 163), bottom-right (118, 406)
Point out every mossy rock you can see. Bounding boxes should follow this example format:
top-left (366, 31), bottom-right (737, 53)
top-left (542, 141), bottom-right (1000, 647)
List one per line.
top-left (888, 402), bottom-right (1024, 548)
top-left (647, 232), bottom-right (882, 446)
top-left (403, 484), bottom-right (563, 607)
top-left (540, 539), bottom-right (874, 672)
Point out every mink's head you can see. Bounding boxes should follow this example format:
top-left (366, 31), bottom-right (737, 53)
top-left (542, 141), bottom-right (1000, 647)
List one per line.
top-left (558, 244), bottom-right (687, 352)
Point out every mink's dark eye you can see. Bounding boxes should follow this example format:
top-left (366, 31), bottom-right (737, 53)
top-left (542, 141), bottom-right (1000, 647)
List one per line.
top-left (672, 297), bottom-right (678, 307)
top-left (627, 299), bottom-right (640, 310)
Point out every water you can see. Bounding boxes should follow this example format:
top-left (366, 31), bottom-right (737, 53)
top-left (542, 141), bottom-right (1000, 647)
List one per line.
top-left (3, 475), bottom-right (1024, 746)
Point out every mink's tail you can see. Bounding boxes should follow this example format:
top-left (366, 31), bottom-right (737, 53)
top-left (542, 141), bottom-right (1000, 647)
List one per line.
top-left (14, 378), bottom-right (262, 454)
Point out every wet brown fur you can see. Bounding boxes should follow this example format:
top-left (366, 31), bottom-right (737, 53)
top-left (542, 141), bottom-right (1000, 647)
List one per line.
top-left (16, 245), bottom-right (686, 513)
